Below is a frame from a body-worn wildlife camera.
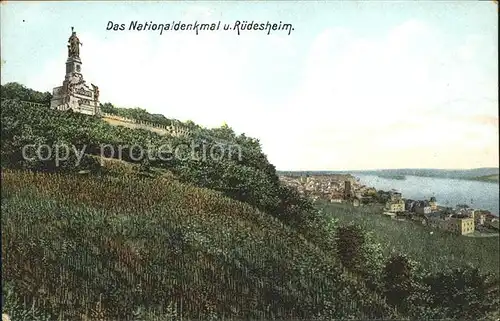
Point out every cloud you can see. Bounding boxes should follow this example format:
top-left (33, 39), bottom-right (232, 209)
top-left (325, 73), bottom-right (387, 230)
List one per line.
top-left (263, 19), bottom-right (498, 170)
top-left (467, 115), bottom-right (499, 127)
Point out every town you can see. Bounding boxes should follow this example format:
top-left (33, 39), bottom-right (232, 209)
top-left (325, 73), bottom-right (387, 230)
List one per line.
top-left (279, 173), bottom-right (499, 236)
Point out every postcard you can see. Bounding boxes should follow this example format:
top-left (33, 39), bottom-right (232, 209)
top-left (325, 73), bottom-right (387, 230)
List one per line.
top-left (1, 1), bottom-right (498, 320)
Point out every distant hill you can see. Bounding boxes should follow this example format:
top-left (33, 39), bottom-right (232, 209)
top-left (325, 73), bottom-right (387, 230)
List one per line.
top-left (471, 174), bottom-right (499, 183)
top-left (279, 168), bottom-right (500, 182)
top-left (362, 168), bottom-right (499, 179)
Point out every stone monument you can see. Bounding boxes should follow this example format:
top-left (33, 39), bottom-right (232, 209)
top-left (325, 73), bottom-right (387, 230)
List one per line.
top-left (50, 27), bottom-right (101, 116)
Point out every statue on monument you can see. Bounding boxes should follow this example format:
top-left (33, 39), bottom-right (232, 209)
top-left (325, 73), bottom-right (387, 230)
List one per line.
top-left (92, 84), bottom-right (99, 101)
top-left (66, 82), bottom-right (74, 102)
top-left (67, 27), bottom-right (83, 58)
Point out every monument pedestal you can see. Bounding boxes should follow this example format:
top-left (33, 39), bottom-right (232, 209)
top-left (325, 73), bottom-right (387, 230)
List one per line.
top-left (51, 28), bottom-right (100, 116)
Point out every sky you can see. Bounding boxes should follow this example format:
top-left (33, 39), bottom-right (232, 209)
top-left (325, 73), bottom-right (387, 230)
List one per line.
top-left (1, 1), bottom-right (498, 171)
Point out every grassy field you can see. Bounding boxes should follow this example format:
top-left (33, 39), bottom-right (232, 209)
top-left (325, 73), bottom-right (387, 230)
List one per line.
top-left (466, 231), bottom-right (500, 238)
top-left (1, 169), bottom-right (395, 321)
top-left (317, 202), bottom-right (500, 276)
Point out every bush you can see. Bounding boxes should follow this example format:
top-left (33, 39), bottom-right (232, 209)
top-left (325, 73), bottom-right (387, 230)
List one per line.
top-left (1, 82), bottom-right (52, 105)
top-left (335, 224), bottom-right (366, 272)
top-left (383, 254), bottom-right (413, 308)
top-left (415, 266), bottom-right (500, 320)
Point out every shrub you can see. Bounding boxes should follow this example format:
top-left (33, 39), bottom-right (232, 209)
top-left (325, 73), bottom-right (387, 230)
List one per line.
top-left (335, 224), bottom-right (366, 272)
top-left (383, 254), bottom-right (413, 308)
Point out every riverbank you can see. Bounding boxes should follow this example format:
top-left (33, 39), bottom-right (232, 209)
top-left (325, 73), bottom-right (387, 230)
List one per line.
top-left (468, 174), bottom-right (499, 183)
top-left (355, 174), bottom-right (499, 216)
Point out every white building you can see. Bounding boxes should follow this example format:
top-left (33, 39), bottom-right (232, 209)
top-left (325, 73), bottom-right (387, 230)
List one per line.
top-left (51, 27), bottom-right (100, 116)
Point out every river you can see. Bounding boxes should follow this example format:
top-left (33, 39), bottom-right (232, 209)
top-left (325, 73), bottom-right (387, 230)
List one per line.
top-left (355, 174), bottom-right (499, 216)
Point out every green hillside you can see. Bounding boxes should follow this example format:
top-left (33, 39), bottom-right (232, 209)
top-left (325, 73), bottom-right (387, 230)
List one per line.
top-left (2, 169), bottom-right (399, 320)
top-left (1, 83), bottom-right (499, 320)
top-left (0, 87), bottom-right (315, 235)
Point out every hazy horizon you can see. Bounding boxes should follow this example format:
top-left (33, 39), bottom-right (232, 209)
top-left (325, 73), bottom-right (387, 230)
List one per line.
top-left (277, 167), bottom-right (499, 172)
top-left (1, 1), bottom-right (498, 170)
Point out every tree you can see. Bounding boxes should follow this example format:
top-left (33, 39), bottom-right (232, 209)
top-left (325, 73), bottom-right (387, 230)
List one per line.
top-left (383, 254), bottom-right (413, 308)
top-left (359, 232), bottom-right (384, 292)
top-left (211, 123), bottom-right (236, 140)
top-left (335, 224), bottom-right (365, 272)
top-left (421, 266), bottom-right (499, 320)
top-left (100, 102), bottom-right (117, 114)
top-left (374, 190), bottom-right (391, 204)
top-left (1, 82), bottom-right (52, 104)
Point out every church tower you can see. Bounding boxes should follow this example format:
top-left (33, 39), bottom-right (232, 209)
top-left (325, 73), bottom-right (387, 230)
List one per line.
top-left (50, 27), bottom-right (101, 116)
top-left (344, 180), bottom-right (352, 200)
